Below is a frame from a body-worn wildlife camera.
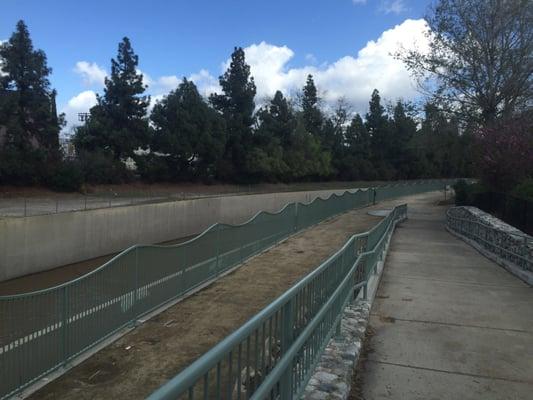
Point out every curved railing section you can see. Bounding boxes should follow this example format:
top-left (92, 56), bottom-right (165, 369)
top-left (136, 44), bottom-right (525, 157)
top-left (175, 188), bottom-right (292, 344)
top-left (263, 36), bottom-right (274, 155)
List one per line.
top-left (0, 179), bottom-right (450, 399)
top-left (147, 204), bottom-right (408, 400)
top-left (446, 207), bottom-right (533, 274)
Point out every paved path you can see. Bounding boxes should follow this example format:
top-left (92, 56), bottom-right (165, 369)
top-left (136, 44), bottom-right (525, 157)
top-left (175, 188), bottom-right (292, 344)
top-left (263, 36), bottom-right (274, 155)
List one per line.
top-left (360, 194), bottom-right (533, 400)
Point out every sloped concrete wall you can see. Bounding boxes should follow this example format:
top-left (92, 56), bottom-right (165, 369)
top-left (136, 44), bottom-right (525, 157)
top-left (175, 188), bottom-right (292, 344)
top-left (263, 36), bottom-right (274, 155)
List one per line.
top-left (0, 188), bottom-right (366, 281)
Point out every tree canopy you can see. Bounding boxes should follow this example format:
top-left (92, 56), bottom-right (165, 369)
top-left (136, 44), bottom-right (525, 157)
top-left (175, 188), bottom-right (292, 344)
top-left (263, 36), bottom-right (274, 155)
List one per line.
top-left (0, 20), bottom-right (63, 184)
top-left (399, 0), bottom-right (533, 125)
top-left (74, 37), bottom-right (150, 160)
top-left (0, 17), bottom-right (482, 191)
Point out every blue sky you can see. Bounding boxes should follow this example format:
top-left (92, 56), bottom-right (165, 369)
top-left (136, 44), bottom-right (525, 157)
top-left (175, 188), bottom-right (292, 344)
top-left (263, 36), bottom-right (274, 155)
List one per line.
top-left (1, 0), bottom-right (432, 133)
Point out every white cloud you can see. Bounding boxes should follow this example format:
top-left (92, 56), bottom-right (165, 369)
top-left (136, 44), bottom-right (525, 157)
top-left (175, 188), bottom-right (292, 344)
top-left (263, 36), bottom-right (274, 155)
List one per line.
top-left (230, 19), bottom-right (429, 114)
top-left (352, 0), bottom-right (367, 4)
top-left (61, 90), bottom-right (98, 134)
top-left (189, 69), bottom-right (220, 97)
top-left (136, 68), bottom-right (153, 88)
top-left (61, 18), bottom-right (429, 131)
top-left (0, 40), bottom-right (7, 77)
top-left (380, 0), bottom-right (407, 15)
top-left (157, 75), bottom-right (180, 91)
top-left (74, 61), bottom-right (107, 86)
top-left (148, 18), bottom-right (429, 114)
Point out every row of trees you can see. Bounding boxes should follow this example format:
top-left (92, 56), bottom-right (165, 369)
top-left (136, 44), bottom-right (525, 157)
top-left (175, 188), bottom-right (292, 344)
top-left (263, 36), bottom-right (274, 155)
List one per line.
top-left (1, 0), bottom-right (531, 192)
top-left (0, 20), bottom-right (472, 189)
top-left (72, 40), bottom-right (472, 185)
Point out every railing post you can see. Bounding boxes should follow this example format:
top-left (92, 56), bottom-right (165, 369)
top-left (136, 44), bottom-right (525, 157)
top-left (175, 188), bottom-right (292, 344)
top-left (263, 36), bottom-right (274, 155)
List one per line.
top-left (132, 247), bottom-right (139, 327)
top-left (216, 225), bottom-right (221, 274)
top-left (280, 299), bottom-right (295, 399)
top-left (372, 188), bottom-right (377, 205)
top-left (335, 317), bottom-right (342, 338)
top-left (523, 236), bottom-right (529, 269)
top-left (62, 285), bottom-right (68, 367)
top-left (294, 202), bottom-right (298, 232)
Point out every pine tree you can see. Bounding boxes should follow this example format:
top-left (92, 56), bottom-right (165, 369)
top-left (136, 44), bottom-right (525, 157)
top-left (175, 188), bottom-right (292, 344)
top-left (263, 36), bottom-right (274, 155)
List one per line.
top-left (0, 20), bottom-right (62, 184)
top-left (247, 91), bottom-right (295, 182)
top-left (301, 74), bottom-right (323, 137)
top-left (74, 37), bottom-right (149, 160)
top-left (365, 89), bottom-right (393, 178)
top-left (390, 100), bottom-right (417, 178)
top-left (209, 47), bottom-right (256, 180)
top-left (256, 91), bottom-right (296, 147)
top-left (336, 114), bottom-right (375, 180)
top-left (415, 101), bottom-right (466, 178)
top-left (147, 78), bottom-right (226, 181)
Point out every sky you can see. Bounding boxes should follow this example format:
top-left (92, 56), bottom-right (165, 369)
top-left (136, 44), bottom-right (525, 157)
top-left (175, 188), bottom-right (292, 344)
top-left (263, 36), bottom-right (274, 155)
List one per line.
top-left (0, 0), bottom-right (433, 134)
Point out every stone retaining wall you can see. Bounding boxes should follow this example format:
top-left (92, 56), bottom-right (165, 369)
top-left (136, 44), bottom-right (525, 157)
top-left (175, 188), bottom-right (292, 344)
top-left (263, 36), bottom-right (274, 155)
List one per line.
top-left (447, 206), bottom-right (533, 285)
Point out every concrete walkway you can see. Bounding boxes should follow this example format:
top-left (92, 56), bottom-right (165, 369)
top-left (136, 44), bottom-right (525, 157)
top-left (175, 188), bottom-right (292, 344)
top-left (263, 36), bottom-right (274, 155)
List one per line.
top-left (360, 193), bottom-right (533, 400)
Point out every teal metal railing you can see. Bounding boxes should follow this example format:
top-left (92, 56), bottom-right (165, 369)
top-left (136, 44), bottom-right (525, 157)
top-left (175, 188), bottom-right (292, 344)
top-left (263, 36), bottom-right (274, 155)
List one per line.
top-left (147, 204), bottom-right (408, 400)
top-left (0, 180), bottom-right (450, 399)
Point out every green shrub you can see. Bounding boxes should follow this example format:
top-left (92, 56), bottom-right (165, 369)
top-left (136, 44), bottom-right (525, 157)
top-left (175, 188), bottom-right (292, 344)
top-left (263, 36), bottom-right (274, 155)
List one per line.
top-left (453, 179), bottom-right (469, 205)
top-left (77, 150), bottom-right (134, 184)
top-left (46, 160), bottom-right (83, 192)
top-left (453, 180), bottom-right (489, 205)
top-left (511, 179), bottom-right (533, 201)
top-left (0, 147), bottom-right (47, 185)
top-left (135, 154), bottom-right (173, 183)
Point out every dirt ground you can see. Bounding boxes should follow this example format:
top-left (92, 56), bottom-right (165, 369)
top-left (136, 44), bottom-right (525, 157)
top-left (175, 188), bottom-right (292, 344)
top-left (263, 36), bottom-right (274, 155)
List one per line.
top-left (25, 194), bottom-right (432, 400)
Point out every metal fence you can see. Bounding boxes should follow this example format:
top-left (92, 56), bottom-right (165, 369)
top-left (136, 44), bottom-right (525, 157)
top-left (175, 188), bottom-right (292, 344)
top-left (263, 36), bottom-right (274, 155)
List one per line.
top-left (0, 192), bottom-right (213, 218)
top-left (146, 204), bottom-right (408, 400)
top-left (0, 179), bottom-right (446, 218)
top-left (0, 180), bottom-right (449, 399)
top-left (446, 208), bottom-right (533, 273)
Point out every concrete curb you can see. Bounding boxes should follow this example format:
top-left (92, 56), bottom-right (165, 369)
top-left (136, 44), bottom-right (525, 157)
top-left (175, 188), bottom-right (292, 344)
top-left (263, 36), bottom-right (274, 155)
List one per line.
top-left (302, 217), bottom-right (404, 400)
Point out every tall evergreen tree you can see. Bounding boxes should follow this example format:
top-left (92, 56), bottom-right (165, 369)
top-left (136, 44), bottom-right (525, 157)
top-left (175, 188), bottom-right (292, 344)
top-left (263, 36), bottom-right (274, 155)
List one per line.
top-left (247, 91), bottom-right (296, 182)
top-left (257, 90), bottom-right (296, 147)
top-left (336, 114), bottom-right (375, 180)
top-left (74, 37), bottom-right (149, 160)
top-left (390, 100), bottom-right (417, 178)
top-left (346, 114), bottom-right (371, 160)
top-left (0, 20), bottom-right (62, 184)
top-left (284, 116), bottom-right (332, 181)
top-left (301, 75), bottom-right (323, 138)
top-left (415, 101), bottom-right (468, 178)
top-left (146, 78), bottom-right (226, 181)
top-left (365, 89), bottom-right (393, 178)
top-left (209, 47), bottom-right (256, 180)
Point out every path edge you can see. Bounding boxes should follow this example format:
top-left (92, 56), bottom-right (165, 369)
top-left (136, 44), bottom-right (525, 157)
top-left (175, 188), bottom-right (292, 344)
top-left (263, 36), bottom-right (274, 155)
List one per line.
top-left (302, 214), bottom-right (405, 400)
top-left (446, 227), bottom-right (533, 286)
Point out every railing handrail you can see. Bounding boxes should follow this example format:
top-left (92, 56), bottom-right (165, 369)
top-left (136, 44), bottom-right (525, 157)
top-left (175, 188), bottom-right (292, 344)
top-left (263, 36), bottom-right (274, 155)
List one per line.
top-left (0, 187), bottom-right (374, 299)
top-left (146, 203), bottom-right (406, 400)
top-left (0, 179), bottom-right (450, 400)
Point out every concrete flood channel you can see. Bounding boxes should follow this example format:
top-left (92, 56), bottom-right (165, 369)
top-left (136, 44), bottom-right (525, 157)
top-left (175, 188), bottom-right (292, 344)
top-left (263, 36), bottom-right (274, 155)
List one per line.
top-left (16, 194), bottom-right (431, 400)
top-left (0, 235), bottom-right (194, 296)
top-left (352, 193), bottom-right (533, 400)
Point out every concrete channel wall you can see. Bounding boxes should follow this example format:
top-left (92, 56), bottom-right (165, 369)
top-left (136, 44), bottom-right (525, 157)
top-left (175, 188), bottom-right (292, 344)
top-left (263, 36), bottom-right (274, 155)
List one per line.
top-left (0, 188), bottom-right (365, 282)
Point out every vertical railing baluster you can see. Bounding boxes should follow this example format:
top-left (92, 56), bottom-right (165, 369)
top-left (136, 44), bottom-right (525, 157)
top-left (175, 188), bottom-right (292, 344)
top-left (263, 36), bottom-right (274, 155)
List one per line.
top-left (279, 299), bottom-right (294, 399)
